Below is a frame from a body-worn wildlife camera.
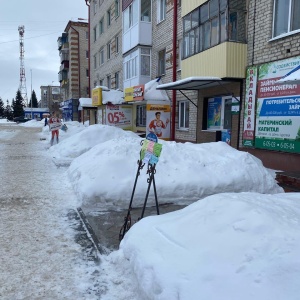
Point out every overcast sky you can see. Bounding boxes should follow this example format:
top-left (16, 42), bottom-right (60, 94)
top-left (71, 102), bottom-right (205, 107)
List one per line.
top-left (0, 0), bottom-right (88, 105)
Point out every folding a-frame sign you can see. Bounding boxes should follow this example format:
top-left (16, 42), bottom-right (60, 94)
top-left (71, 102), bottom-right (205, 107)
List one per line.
top-left (119, 133), bottom-right (163, 242)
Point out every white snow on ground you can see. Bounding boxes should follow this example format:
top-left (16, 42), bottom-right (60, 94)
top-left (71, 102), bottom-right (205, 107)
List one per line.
top-left (1, 118), bottom-right (299, 300)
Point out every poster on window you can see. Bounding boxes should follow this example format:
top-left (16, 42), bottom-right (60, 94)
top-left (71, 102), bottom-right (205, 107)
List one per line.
top-left (243, 67), bottom-right (258, 147)
top-left (207, 97), bottom-right (222, 129)
top-left (146, 101), bottom-right (171, 140)
top-left (255, 56), bottom-right (300, 153)
top-left (105, 104), bottom-right (132, 130)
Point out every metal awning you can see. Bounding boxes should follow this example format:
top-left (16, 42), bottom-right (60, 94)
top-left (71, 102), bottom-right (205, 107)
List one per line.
top-left (276, 65), bottom-right (300, 84)
top-left (156, 76), bottom-right (222, 90)
top-left (156, 76), bottom-right (236, 108)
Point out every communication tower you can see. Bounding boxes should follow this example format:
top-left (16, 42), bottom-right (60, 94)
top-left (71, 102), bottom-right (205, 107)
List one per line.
top-left (18, 25), bottom-right (28, 105)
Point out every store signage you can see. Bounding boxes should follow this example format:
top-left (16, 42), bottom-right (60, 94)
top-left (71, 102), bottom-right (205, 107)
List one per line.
top-left (92, 87), bottom-right (103, 106)
top-left (254, 57), bottom-right (300, 153)
top-left (124, 85), bottom-right (144, 102)
top-left (243, 67), bottom-right (258, 147)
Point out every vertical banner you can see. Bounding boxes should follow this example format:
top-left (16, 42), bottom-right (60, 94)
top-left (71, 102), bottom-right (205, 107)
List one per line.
top-left (146, 101), bottom-right (171, 140)
top-left (255, 57), bottom-right (300, 153)
top-left (243, 67), bottom-right (258, 147)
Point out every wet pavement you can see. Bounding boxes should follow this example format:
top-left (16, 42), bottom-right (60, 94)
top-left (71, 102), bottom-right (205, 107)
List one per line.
top-left (79, 203), bottom-right (187, 254)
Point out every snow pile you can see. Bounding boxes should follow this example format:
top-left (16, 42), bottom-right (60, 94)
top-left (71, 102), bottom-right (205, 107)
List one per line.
top-left (119, 192), bottom-right (300, 300)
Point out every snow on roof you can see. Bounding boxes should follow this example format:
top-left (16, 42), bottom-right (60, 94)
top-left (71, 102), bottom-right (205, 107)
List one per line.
top-left (79, 98), bottom-right (95, 107)
top-left (102, 89), bottom-right (124, 105)
top-left (144, 78), bottom-right (170, 101)
top-left (156, 76), bottom-right (222, 90)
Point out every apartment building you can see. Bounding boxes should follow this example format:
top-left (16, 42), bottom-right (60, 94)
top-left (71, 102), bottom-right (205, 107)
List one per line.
top-left (90, 0), bottom-right (123, 90)
top-left (57, 21), bottom-right (89, 121)
top-left (157, 0), bottom-right (247, 149)
top-left (39, 84), bottom-right (62, 113)
top-left (239, 0), bottom-right (300, 171)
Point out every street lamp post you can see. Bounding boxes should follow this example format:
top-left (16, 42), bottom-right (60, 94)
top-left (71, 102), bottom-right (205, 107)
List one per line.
top-left (30, 69), bottom-right (33, 119)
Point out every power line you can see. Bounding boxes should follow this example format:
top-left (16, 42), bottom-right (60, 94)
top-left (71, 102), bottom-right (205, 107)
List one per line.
top-left (0, 31), bottom-right (62, 45)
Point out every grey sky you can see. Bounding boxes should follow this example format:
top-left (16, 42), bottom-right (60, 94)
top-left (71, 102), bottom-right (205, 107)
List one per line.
top-left (0, 0), bottom-right (88, 104)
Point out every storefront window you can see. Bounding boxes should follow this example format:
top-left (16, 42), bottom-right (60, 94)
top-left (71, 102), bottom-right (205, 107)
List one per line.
top-left (136, 105), bottom-right (146, 126)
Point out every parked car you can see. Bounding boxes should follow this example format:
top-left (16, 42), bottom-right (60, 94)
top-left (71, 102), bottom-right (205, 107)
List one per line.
top-left (13, 116), bottom-right (30, 123)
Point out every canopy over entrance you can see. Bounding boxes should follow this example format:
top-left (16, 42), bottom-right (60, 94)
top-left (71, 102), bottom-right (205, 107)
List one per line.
top-left (276, 65), bottom-right (300, 84)
top-left (156, 76), bottom-right (222, 91)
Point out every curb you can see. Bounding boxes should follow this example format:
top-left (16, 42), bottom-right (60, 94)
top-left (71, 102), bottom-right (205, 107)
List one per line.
top-left (77, 207), bottom-right (106, 255)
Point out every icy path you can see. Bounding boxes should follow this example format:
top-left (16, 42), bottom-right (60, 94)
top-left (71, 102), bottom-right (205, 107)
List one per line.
top-left (0, 125), bottom-right (101, 299)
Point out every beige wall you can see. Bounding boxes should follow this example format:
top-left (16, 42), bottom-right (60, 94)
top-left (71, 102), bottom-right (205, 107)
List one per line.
top-left (182, 43), bottom-right (247, 79)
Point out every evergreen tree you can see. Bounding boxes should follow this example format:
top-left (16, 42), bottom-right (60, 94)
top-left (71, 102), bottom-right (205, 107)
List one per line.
top-left (4, 100), bottom-right (13, 120)
top-left (12, 90), bottom-right (25, 118)
top-left (28, 90), bottom-right (38, 108)
top-left (0, 97), bottom-right (5, 118)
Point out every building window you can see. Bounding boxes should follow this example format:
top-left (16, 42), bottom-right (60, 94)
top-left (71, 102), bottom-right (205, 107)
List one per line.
top-left (136, 104), bottom-right (146, 126)
top-left (158, 49), bottom-right (166, 76)
top-left (124, 52), bottom-right (138, 80)
top-left (100, 79), bottom-right (104, 86)
top-left (182, 0), bottom-right (246, 59)
top-left (141, 48), bottom-right (151, 76)
top-left (93, 27), bottom-right (97, 42)
top-left (99, 18), bottom-right (104, 35)
top-left (94, 81), bottom-right (97, 88)
top-left (86, 50), bottom-right (89, 59)
top-left (115, 72), bottom-right (119, 89)
top-left (115, 35), bottom-right (119, 53)
top-left (86, 69), bottom-right (89, 77)
top-left (123, 0), bottom-right (138, 31)
top-left (107, 75), bottom-right (111, 89)
top-left (273, 0), bottom-right (300, 37)
top-left (178, 101), bottom-right (189, 129)
top-left (93, 0), bottom-right (97, 14)
top-left (115, 0), bottom-right (120, 17)
top-left (107, 9), bottom-right (111, 27)
top-left (178, 40), bottom-right (182, 70)
top-left (141, 0), bottom-right (151, 21)
top-left (86, 87), bottom-right (90, 95)
top-left (157, 0), bottom-right (166, 23)
top-left (100, 47), bottom-right (104, 65)
top-left (206, 96), bottom-right (232, 130)
top-left (86, 31), bottom-right (89, 40)
top-left (107, 43), bottom-right (111, 60)
top-left (93, 55), bottom-right (97, 69)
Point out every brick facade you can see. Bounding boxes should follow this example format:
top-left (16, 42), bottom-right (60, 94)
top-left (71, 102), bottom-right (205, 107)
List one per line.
top-left (90, 0), bottom-right (123, 92)
top-left (152, 0), bottom-right (198, 142)
top-left (239, 0), bottom-right (300, 171)
top-left (60, 22), bottom-right (89, 101)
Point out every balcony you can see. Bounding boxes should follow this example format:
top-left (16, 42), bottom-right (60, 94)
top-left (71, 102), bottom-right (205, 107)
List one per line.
top-left (60, 51), bottom-right (69, 63)
top-left (58, 70), bottom-right (68, 83)
top-left (181, 42), bottom-right (247, 79)
top-left (57, 33), bottom-right (68, 50)
top-left (60, 61), bottom-right (69, 72)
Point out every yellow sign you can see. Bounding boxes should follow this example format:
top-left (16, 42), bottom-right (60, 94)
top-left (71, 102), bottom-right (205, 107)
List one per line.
top-left (92, 87), bottom-right (102, 106)
top-left (124, 85), bottom-right (144, 102)
top-left (146, 103), bottom-right (171, 112)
